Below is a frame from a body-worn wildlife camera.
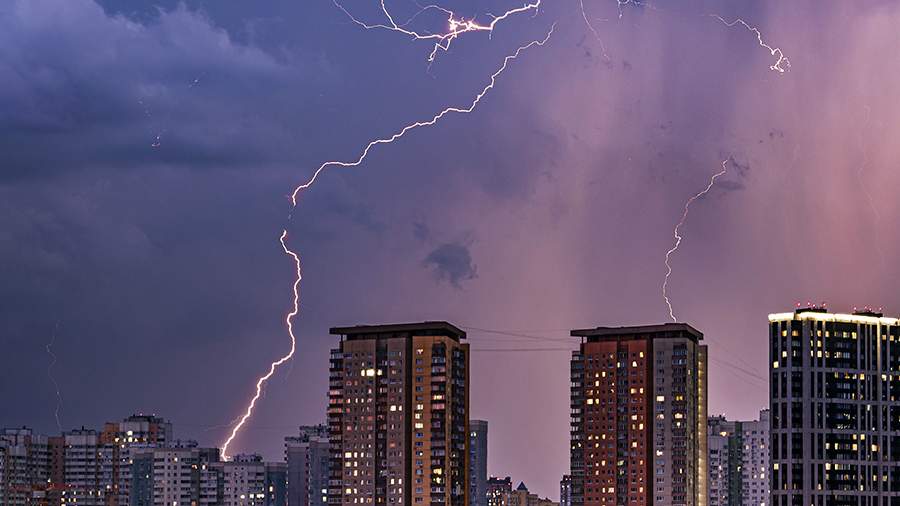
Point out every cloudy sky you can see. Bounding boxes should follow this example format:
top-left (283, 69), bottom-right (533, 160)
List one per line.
top-left (3, 0), bottom-right (900, 497)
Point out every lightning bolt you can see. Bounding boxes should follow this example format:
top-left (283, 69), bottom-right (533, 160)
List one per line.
top-left (333, 0), bottom-right (542, 63)
top-left (220, 230), bottom-right (300, 461)
top-left (710, 15), bottom-right (791, 73)
top-left (46, 321), bottom-right (63, 432)
top-left (662, 158), bottom-right (728, 322)
top-left (579, 0), bottom-right (611, 62)
top-left (289, 25), bottom-right (555, 205)
top-left (219, 22), bottom-right (555, 459)
top-left (219, 0), bottom-right (787, 459)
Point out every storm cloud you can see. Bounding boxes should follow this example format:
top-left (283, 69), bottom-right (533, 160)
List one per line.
top-left (4, 0), bottom-right (900, 499)
top-left (424, 242), bottom-right (478, 287)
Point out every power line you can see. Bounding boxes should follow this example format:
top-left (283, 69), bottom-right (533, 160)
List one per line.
top-left (471, 347), bottom-right (574, 353)
top-left (461, 326), bottom-right (573, 343)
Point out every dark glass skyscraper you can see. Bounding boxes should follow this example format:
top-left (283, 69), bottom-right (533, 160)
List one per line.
top-left (470, 420), bottom-right (488, 506)
top-left (769, 308), bottom-right (900, 506)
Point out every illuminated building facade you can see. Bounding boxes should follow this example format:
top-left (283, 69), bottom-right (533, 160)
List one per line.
top-left (707, 418), bottom-right (733, 506)
top-left (130, 444), bottom-right (222, 505)
top-left (213, 453), bottom-right (270, 506)
top-left (738, 410), bottom-right (769, 506)
top-left (0, 428), bottom-right (51, 506)
top-left (486, 477), bottom-right (512, 506)
top-left (328, 322), bottom-right (470, 506)
top-left (61, 428), bottom-right (111, 506)
top-left (99, 414), bottom-right (173, 505)
top-left (769, 308), bottom-right (900, 506)
top-left (2, 416), bottom-right (289, 506)
top-left (706, 410), bottom-right (770, 506)
top-left (569, 323), bottom-right (708, 506)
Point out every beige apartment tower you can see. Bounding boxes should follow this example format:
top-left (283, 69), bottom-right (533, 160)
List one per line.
top-left (328, 322), bottom-right (470, 506)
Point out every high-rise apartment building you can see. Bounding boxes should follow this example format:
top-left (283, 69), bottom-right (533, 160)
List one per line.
top-left (213, 453), bottom-right (272, 506)
top-left (769, 308), bottom-right (900, 506)
top-left (470, 420), bottom-right (488, 506)
top-left (707, 417), bottom-right (735, 506)
top-left (569, 323), bottom-right (708, 506)
top-left (328, 322), bottom-right (470, 506)
top-left (100, 413), bottom-right (173, 505)
top-left (706, 410), bottom-right (770, 506)
top-left (130, 444), bottom-right (222, 505)
top-left (738, 411), bottom-right (769, 506)
top-left (286, 425), bottom-right (330, 506)
top-left (0, 427), bottom-right (51, 506)
top-left (61, 428), bottom-right (112, 506)
top-left (101, 414), bottom-right (173, 447)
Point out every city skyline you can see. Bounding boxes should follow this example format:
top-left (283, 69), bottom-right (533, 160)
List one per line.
top-left (5, 307), bottom-right (899, 505)
top-left (5, 0), bottom-right (900, 501)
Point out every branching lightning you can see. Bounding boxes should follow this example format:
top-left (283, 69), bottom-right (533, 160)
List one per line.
top-left (220, 19), bottom-right (555, 458)
top-left (220, 231), bottom-right (301, 460)
top-left (334, 0), bottom-right (542, 63)
top-left (219, 0), bottom-right (791, 458)
top-left (289, 25), bottom-right (555, 206)
top-left (46, 322), bottom-right (63, 432)
top-left (662, 159), bottom-right (728, 322)
top-left (579, 0), bottom-right (611, 62)
top-left (710, 15), bottom-right (791, 73)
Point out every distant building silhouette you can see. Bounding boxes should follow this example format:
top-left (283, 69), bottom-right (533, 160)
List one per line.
top-left (508, 481), bottom-right (559, 506)
top-left (470, 420), bottom-right (489, 506)
top-left (0, 414), bottom-right (287, 505)
top-left (487, 476), bottom-right (512, 506)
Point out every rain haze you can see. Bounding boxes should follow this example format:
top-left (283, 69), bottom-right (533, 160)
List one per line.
top-left (3, 0), bottom-right (900, 498)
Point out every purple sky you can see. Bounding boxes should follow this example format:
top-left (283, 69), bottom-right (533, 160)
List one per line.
top-left (3, 0), bottom-right (900, 498)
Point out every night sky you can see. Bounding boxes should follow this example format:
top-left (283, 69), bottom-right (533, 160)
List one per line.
top-left (3, 0), bottom-right (900, 498)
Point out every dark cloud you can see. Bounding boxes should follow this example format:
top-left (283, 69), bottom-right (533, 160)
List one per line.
top-left (729, 156), bottom-right (751, 179)
top-left (5, 0), bottom-right (900, 500)
top-left (423, 242), bottom-right (477, 288)
top-left (713, 156), bottom-right (751, 193)
top-left (412, 222), bottom-right (430, 242)
top-left (0, 0), bottom-right (332, 181)
top-left (715, 179), bottom-right (745, 192)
